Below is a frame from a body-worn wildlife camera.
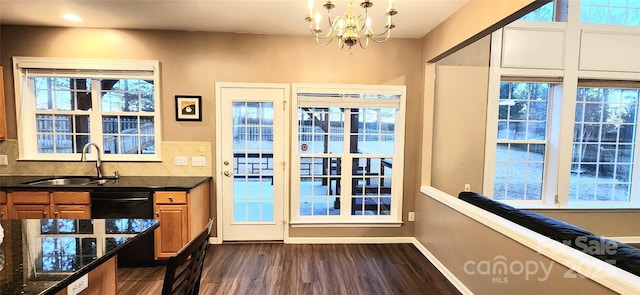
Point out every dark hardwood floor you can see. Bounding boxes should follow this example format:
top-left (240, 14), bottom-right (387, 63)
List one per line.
top-left (118, 243), bottom-right (460, 295)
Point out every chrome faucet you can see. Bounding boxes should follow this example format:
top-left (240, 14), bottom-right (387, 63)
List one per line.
top-left (81, 142), bottom-right (103, 179)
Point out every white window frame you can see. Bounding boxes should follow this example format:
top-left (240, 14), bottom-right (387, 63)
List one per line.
top-left (484, 3), bottom-right (640, 208)
top-left (290, 83), bottom-right (406, 226)
top-left (12, 56), bottom-right (162, 161)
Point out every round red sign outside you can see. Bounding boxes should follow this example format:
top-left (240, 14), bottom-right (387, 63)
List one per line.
top-left (301, 144), bottom-right (308, 151)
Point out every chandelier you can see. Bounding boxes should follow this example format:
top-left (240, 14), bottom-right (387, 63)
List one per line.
top-left (305, 0), bottom-right (398, 54)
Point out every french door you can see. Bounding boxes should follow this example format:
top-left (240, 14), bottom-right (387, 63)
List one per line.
top-left (216, 83), bottom-right (288, 241)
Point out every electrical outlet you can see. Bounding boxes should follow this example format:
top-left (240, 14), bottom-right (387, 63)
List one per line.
top-left (192, 156), bottom-right (206, 167)
top-left (67, 274), bottom-right (88, 295)
top-left (174, 156), bottom-right (188, 166)
top-left (0, 155), bottom-right (8, 166)
top-left (464, 183), bottom-right (471, 192)
top-left (408, 211), bottom-right (415, 221)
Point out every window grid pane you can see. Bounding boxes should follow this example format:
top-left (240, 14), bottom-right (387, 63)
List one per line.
top-left (569, 87), bottom-right (639, 202)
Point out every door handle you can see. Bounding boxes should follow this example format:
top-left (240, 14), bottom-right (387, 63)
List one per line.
top-left (223, 171), bottom-right (232, 177)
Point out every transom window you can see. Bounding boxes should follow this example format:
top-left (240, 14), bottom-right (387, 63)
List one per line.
top-left (13, 57), bottom-right (161, 161)
top-left (581, 0), bottom-right (640, 26)
top-left (291, 84), bottom-right (405, 224)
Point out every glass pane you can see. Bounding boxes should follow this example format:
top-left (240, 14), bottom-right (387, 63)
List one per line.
top-left (56, 135), bottom-right (73, 153)
top-left (120, 135), bottom-right (139, 154)
top-left (120, 116), bottom-right (138, 132)
top-left (140, 116), bottom-right (154, 134)
top-left (102, 116), bottom-right (118, 134)
top-left (103, 135), bottom-right (118, 154)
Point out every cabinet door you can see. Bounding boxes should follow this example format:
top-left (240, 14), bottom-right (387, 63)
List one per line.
top-left (10, 204), bottom-right (50, 219)
top-left (53, 204), bottom-right (91, 219)
top-left (154, 204), bottom-right (189, 259)
top-left (0, 191), bottom-right (6, 219)
top-left (0, 204), bottom-right (7, 220)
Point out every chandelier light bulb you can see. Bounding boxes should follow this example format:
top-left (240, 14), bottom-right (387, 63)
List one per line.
top-left (315, 12), bottom-right (321, 30)
top-left (308, 0), bottom-right (314, 15)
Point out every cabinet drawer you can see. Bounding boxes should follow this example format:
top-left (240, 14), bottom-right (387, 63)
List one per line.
top-left (155, 191), bottom-right (187, 204)
top-left (52, 192), bottom-right (91, 204)
top-left (10, 191), bottom-right (50, 204)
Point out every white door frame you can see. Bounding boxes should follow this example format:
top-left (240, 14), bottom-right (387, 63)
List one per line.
top-left (214, 82), bottom-right (290, 242)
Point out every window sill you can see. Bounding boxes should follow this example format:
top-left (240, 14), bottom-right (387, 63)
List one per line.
top-left (502, 201), bottom-right (640, 210)
top-left (289, 220), bottom-right (403, 228)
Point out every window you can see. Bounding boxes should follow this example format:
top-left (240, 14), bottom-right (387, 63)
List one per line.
top-left (520, 1), bottom-right (557, 21)
top-left (570, 85), bottom-right (640, 204)
top-left (494, 82), bottom-right (556, 201)
top-left (13, 57), bottom-right (161, 161)
top-left (291, 84), bottom-right (405, 224)
top-left (488, 79), bottom-right (640, 208)
top-left (581, 0), bottom-right (640, 26)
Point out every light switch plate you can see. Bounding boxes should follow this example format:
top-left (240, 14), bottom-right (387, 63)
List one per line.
top-left (0, 155), bottom-right (8, 166)
top-left (192, 156), bottom-right (206, 167)
top-left (174, 156), bottom-right (188, 166)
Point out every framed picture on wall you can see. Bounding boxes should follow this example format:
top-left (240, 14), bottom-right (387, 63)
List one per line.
top-left (175, 95), bottom-right (202, 121)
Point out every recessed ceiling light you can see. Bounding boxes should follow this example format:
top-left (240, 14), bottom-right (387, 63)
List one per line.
top-left (62, 14), bottom-right (83, 22)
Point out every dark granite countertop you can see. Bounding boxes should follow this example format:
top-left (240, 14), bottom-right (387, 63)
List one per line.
top-left (0, 218), bottom-right (159, 295)
top-left (0, 176), bottom-right (211, 192)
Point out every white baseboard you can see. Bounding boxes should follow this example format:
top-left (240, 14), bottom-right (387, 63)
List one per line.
top-left (410, 238), bottom-right (473, 295)
top-left (284, 236), bottom-right (415, 244)
top-left (209, 237), bottom-right (220, 244)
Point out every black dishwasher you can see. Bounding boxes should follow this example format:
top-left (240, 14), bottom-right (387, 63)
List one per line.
top-left (91, 191), bottom-right (156, 266)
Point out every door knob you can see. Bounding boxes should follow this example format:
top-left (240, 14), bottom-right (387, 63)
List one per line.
top-left (223, 171), bottom-right (232, 177)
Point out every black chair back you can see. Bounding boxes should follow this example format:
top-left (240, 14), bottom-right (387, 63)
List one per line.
top-left (161, 219), bottom-right (214, 295)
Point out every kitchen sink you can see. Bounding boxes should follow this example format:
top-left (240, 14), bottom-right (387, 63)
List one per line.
top-left (22, 176), bottom-right (116, 186)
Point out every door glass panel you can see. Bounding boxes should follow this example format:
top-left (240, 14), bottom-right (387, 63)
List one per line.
top-left (232, 102), bottom-right (275, 222)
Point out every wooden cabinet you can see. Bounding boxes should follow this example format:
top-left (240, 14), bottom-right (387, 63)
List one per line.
top-left (0, 191), bottom-right (7, 219)
top-left (6, 191), bottom-right (91, 219)
top-left (52, 191), bottom-right (91, 218)
top-left (153, 180), bottom-right (211, 259)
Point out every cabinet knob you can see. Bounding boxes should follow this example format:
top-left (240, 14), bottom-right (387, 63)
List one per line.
top-left (53, 211), bottom-right (58, 216)
top-left (0, 211), bottom-right (4, 216)
top-left (155, 211), bottom-right (160, 217)
top-left (43, 212), bottom-right (47, 216)
top-left (168, 196), bottom-right (173, 201)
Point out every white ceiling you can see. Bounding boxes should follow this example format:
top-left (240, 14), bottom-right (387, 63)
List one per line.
top-left (0, 0), bottom-right (469, 39)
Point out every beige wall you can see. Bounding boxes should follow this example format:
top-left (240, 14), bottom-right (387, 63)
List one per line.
top-left (414, 193), bottom-right (616, 294)
top-left (431, 65), bottom-right (488, 196)
top-left (0, 25), bottom-right (422, 237)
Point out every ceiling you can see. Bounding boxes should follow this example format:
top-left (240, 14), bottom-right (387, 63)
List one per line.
top-left (0, 0), bottom-right (469, 39)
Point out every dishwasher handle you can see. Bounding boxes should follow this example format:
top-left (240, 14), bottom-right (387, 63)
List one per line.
top-left (91, 197), bottom-right (150, 202)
